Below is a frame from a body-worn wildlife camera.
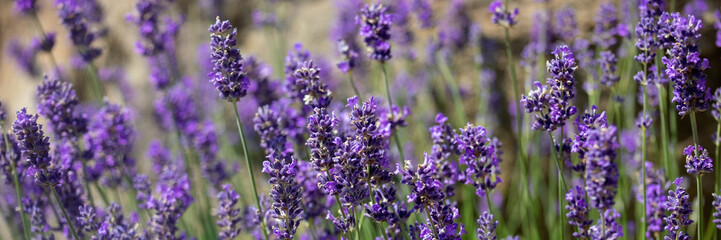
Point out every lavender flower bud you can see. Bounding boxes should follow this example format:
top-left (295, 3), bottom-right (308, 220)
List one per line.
top-left (262, 149), bottom-right (302, 240)
top-left (208, 17), bottom-right (249, 102)
top-left (306, 108), bottom-right (338, 172)
top-left (566, 185), bottom-right (593, 238)
top-left (598, 51), bottom-right (619, 87)
top-left (217, 184), bottom-right (243, 240)
top-left (57, 0), bottom-right (102, 62)
top-left (13, 108), bottom-right (60, 186)
top-left (713, 88), bottom-right (721, 122)
top-left (477, 211), bottom-right (498, 240)
top-left (336, 39), bottom-right (358, 74)
top-left (293, 60), bottom-right (332, 108)
top-left (36, 77), bottom-right (88, 140)
top-left (713, 193), bottom-right (721, 230)
top-left (584, 125), bottom-right (619, 210)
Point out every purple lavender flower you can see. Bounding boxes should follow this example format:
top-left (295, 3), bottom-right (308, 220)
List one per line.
top-left (0, 101), bottom-right (5, 126)
top-left (488, 0), bottom-right (518, 28)
top-left (638, 162), bottom-right (667, 238)
top-left (295, 161), bottom-right (329, 221)
top-left (284, 43), bottom-right (312, 101)
top-left (0, 133), bottom-right (22, 185)
top-left (665, 177), bottom-right (693, 240)
top-left (192, 121), bottom-right (228, 188)
top-left (83, 101), bottom-right (135, 187)
top-left (390, 0), bottom-right (416, 59)
top-left (332, 136), bottom-right (368, 207)
top-left (570, 106), bottom-right (607, 171)
top-left (683, 0), bottom-right (708, 17)
top-left (713, 193), bottom-right (721, 230)
top-left (583, 125), bottom-right (619, 210)
top-left (589, 209), bottom-right (623, 239)
top-left (336, 39), bottom-right (358, 74)
top-left (379, 105), bottom-right (410, 138)
top-left (57, 0), bottom-right (102, 62)
top-left (684, 145), bottom-right (713, 175)
top-left (13, 108), bottom-right (60, 186)
top-left (217, 184), bottom-right (243, 240)
top-left (520, 45), bottom-right (578, 132)
top-left (77, 204), bottom-right (99, 234)
top-left (438, 0), bottom-right (471, 52)
top-left (456, 124), bottom-right (502, 197)
top-left (357, 3), bottom-right (393, 62)
top-left (554, 6), bottom-right (577, 43)
top-left (566, 185), bottom-right (593, 238)
top-left (24, 199), bottom-right (51, 236)
top-left (640, 0), bottom-right (665, 19)
top-left (293, 60), bottom-right (332, 108)
top-left (31, 33), bottom-right (56, 53)
top-left (429, 113), bottom-right (460, 159)
top-left (208, 17), bottom-right (249, 102)
top-left (634, 15), bottom-right (659, 68)
top-left (262, 149), bottom-right (302, 240)
top-left (399, 153), bottom-right (445, 211)
top-left (598, 51), bottom-right (619, 86)
top-left (36, 77), bottom-right (88, 140)
top-left (713, 88), bottom-right (721, 122)
top-left (477, 211), bottom-right (497, 240)
top-left (251, 10), bottom-right (277, 29)
top-left (148, 164), bottom-right (193, 238)
top-left (306, 107), bottom-right (338, 173)
top-left (662, 13), bottom-right (711, 116)
top-left (127, 0), bottom-right (173, 56)
top-left (411, 0), bottom-right (433, 29)
top-left (8, 40), bottom-right (38, 76)
top-left (593, 2), bottom-right (620, 49)
top-left (15, 0), bottom-right (36, 14)
top-left (94, 203), bottom-right (141, 239)
top-left (426, 201), bottom-right (464, 240)
top-left (348, 97), bottom-right (392, 185)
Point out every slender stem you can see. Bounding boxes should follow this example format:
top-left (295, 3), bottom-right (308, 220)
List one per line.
top-left (86, 63), bottom-right (106, 102)
top-left (435, 52), bottom-right (468, 126)
top-left (715, 122), bottom-right (720, 194)
top-left (484, 190), bottom-right (497, 237)
top-left (231, 102), bottom-right (269, 240)
top-left (2, 133), bottom-right (31, 240)
top-left (548, 131), bottom-right (567, 240)
top-left (640, 62), bottom-right (649, 240)
top-left (690, 112), bottom-right (700, 153)
top-left (380, 62), bottom-right (406, 168)
top-left (423, 205), bottom-right (440, 240)
top-left (94, 182), bottom-right (110, 205)
top-left (51, 187), bottom-right (80, 240)
top-left (30, 12), bottom-right (63, 81)
top-left (697, 175), bottom-right (703, 240)
top-left (601, 209), bottom-right (606, 238)
top-left (347, 71), bottom-right (363, 100)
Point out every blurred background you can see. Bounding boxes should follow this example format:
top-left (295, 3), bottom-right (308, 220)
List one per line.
top-left (1, 0), bottom-right (721, 239)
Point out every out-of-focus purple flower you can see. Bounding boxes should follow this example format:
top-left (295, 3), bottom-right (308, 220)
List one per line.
top-left (438, 0), bottom-right (471, 52)
top-left (332, 0), bottom-right (363, 63)
top-left (251, 10), bottom-right (277, 29)
top-left (24, 199), bottom-right (51, 236)
top-left (0, 133), bottom-right (22, 185)
top-left (665, 177), bottom-right (693, 240)
top-left (57, 0), bottom-right (102, 62)
top-left (477, 211), bottom-right (497, 240)
top-left (683, 0), bottom-right (708, 17)
top-left (94, 202), bottom-right (141, 239)
top-left (99, 67), bottom-right (135, 103)
top-left (262, 148), bottom-right (302, 240)
top-left (637, 162), bottom-right (666, 238)
top-left (598, 51), bottom-right (619, 86)
top-left (336, 39), bottom-right (358, 74)
top-left (208, 17), bottom-right (249, 102)
top-left (390, 0), bottom-right (416, 60)
top-left (31, 33), bottom-right (56, 53)
top-left (295, 161), bottom-right (329, 221)
top-left (411, 0), bottom-right (433, 29)
top-left (293, 60), bottom-right (332, 108)
top-left (357, 3), bottom-right (393, 62)
top-left (192, 121), bottom-right (228, 188)
top-left (570, 106), bottom-right (607, 171)
top-left (147, 164), bottom-right (193, 238)
top-left (593, 2), bottom-right (620, 49)
top-left (379, 105), bottom-right (410, 138)
top-left (36, 77), bottom-right (88, 140)
top-left (15, 0), bottom-right (37, 14)
top-left (712, 88), bottom-right (721, 122)
top-left (284, 43), bottom-right (312, 101)
top-left (489, 0), bottom-right (518, 28)
top-left (589, 209), bottom-right (623, 239)
top-left (83, 101), bottom-right (136, 187)
top-left (217, 184), bottom-right (242, 240)
top-left (714, 10), bottom-right (721, 48)
top-left (153, 79), bottom-right (198, 131)
top-left (573, 39), bottom-right (596, 81)
top-left (77, 204), bottom-right (99, 234)
top-left (583, 125), bottom-right (619, 210)
top-left (127, 0), bottom-right (178, 56)
top-left (554, 6), bottom-right (577, 43)
top-left (634, 16), bottom-right (659, 67)
top-left (520, 45), bottom-right (578, 132)
top-left (684, 145), bottom-right (713, 175)
top-left (566, 185), bottom-right (593, 238)
top-left (429, 113), bottom-right (460, 159)
top-left (13, 108), bottom-right (61, 186)
top-left (8, 40), bottom-right (39, 76)
top-left (713, 193), bottom-right (721, 230)
top-left (662, 13), bottom-right (711, 116)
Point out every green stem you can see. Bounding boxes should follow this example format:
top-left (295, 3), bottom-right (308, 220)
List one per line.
top-left (548, 131), bottom-right (567, 240)
top-left (86, 63), bottom-right (106, 103)
top-left (640, 62), bottom-right (649, 240)
top-left (656, 83), bottom-right (671, 178)
top-left (715, 122), bottom-right (720, 194)
top-left (2, 133), bottom-right (31, 240)
top-left (94, 182), bottom-right (110, 205)
top-left (697, 175), bottom-right (703, 240)
top-left (51, 187), bottom-right (80, 240)
top-left (231, 102), bottom-right (269, 240)
top-left (380, 62), bottom-right (406, 168)
top-left (690, 112), bottom-right (700, 153)
top-left (347, 71), bottom-right (363, 100)
top-left (435, 52), bottom-right (468, 126)
top-left (30, 12), bottom-right (63, 81)
top-left (484, 190), bottom-right (497, 237)
top-left (424, 205), bottom-right (440, 240)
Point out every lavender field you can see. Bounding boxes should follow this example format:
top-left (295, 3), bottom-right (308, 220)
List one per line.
top-left (2, 0), bottom-right (721, 239)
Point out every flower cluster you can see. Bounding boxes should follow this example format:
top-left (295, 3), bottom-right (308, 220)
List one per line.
top-left (521, 45), bottom-right (578, 132)
top-left (262, 148), bottom-right (302, 240)
top-left (357, 4), bottom-right (393, 62)
top-left (456, 124), bottom-right (502, 197)
top-left (566, 185), bottom-right (592, 238)
top-left (488, 0), bottom-right (518, 28)
top-left (208, 17), bottom-right (249, 102)
top-left (12, 108), bottom-right (60, 186)
top-left (36, 78), bottom-right (88, 140)
top-left (583, 125), bottom-right (619, 211)
top-left (683, 145), bottom-right (713, 175)
top-left (664, 177), bottom-right (693, 240)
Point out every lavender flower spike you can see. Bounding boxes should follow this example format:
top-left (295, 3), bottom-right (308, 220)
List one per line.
top-left (566, 185), bottom-right (593, 238)
top-left (357, 3), bottom-right (393, 62)
top-left (713, 193), bottom-right (721, 229)
top-left (12, 108), bottom-right (60, 186)
top-left (584, 125), bottom-right (620, 211)
top-left (262, 148), bottom-right (302, 240)
top-left (665, 177), bottom-right (693, 240)
top-left (477, 211), bottom-right (498, 240)
top-left (489, 0), bottom-right (518, 28)
top-left (209, 16), bottom-right (249, 102)
top-left (217, 184), bottom-right (242, 240)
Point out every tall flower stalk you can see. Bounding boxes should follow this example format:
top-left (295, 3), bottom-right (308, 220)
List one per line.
top-left (208, 17), bottom-right (269, 240)
top-left (0, 103), bottom-right (31, 240)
